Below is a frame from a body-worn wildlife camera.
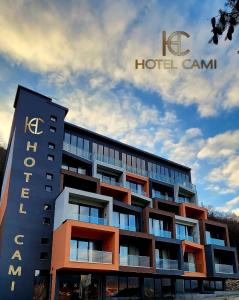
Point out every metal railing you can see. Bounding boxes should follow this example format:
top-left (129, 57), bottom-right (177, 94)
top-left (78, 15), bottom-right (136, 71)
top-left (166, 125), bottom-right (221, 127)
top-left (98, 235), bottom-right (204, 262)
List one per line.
top-left (98, 176), bottom-right (123, 187)
top-left (120, 254), bottom-right (150, 267)
top-left (63, 143), bottom-right (196, 193)
top-left (215, 263), bottom-right (234, 274)
top-left (156, 259), bottom-right (179, 270)
top-left (72, 214), bottom-right (108, 226)
top-left (150, 229), bottom-right (172, 238)
top-left (70, 249), bottom-right (113, 264)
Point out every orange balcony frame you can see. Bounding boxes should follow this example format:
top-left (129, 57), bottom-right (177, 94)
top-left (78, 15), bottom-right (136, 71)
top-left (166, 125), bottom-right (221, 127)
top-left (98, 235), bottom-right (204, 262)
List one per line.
top-left (182, 240), bottom-right (206, 277)
top-left (179, 202), bottom-right (208, 221)
top-left (50, 220), bottom-right (120, 299)
top-left (100, 182), bottom-right (131, 205)
top-left (126, 172), bottom-right (150, 197)
top-left (51, 220), bottom-right (119, 272)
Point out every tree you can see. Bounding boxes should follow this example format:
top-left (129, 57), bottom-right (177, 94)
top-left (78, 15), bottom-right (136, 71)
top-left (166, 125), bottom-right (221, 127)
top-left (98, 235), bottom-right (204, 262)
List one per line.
top-left (210, 0), bottom-right (239, 44)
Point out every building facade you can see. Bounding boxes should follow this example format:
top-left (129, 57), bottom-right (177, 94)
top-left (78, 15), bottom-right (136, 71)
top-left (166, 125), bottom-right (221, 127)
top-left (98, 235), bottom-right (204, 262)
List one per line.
top-left (0, 85), bottom-right (238, 300)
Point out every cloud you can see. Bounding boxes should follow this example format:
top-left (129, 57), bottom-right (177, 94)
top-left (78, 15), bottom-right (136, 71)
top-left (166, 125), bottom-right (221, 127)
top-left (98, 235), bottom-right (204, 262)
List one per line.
top-left (216, 196), bottom-right (239, 216)
top-left (198, 130), bottom-right (239, 159)
top-left (58, 79), bottom-right (178, 153)
top-left (198, 130), bottom-right (239, 191)
top-left (0, 0), bottom-right (238, 117)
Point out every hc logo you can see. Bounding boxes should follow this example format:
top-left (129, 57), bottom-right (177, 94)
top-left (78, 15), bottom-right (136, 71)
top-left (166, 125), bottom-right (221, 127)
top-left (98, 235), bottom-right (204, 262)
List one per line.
top-left (162, 31), bottom-right (190, 56)
top-left (24, 117), bottom-right (44, 135)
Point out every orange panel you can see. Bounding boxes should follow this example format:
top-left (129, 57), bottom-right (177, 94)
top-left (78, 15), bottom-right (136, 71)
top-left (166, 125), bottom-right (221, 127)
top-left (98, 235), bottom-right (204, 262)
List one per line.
top-left (126, 172), bottom-right (149, 197)
top-left (100, 182), bottom-right (131, 205)
top-left (51, 220), bottom-right (119, 274)
top-left (179, 203), bottom-right (208, 220)
top-left (182, 240), bottom-right (206, 277)
top-left (0, 174), bottom-right (11, 226)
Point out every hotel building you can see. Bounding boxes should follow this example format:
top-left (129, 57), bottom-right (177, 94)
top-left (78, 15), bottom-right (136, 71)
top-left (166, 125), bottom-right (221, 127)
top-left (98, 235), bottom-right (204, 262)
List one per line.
top-left (0, 86), bottom-right (238, 300)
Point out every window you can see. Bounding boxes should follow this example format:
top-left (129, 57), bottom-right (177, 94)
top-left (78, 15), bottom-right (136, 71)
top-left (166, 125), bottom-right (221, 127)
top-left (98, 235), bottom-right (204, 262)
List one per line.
top-left (46, 173), bottom-right (53, 180)
top-left (47, 154), bottom-right (54, 161)
top-left (45, 185), bottom-right (52, 192)
top-left (40, 252), bottom-right (48, 260)
top-left (43, 217), bottom-right (51, 225)
top-left (113, 211), bottom-right (136, 231)
top-left (41, 238), bottom-right (49, 245)
top-left (50, 126), bottom-right (56, 133)
top-left (48, 142), bottom-right (55, 150)
top-left (43, 204), bottom-right (51, 211)
top-left (50, 115), bottom-right (57, 122)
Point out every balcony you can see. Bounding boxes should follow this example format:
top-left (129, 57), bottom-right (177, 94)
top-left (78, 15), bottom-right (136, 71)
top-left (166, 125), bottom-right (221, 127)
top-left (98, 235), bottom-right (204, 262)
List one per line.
top-left (207, 237), bottom-right (225, 247)
top-left (151, 229), bottom-right (172, 239)
top-left (184, 262), bottom-right (197, 272)
top-left (152, 191), bottom-right (173, 201)
top-left (120, 254), bottom-right (150, 268)
top-left (54, 187), bottom-right (113, 229)
top-left (125, 182), bottom-right (148, 197)
top-left (115, 224), bottom-right (136, 232)
top-left (51, 220), bottom-right (119, 272)
top-left (177, 233), bottom-right (194, 242)
top-left (70, 247), bottom-right (113, 264)
top-left (156, 259), bottom-right (179, 270)
top-left (74, 214), bottom-right (108, 226)
top-left (215, 263), bottom-right (234, 274)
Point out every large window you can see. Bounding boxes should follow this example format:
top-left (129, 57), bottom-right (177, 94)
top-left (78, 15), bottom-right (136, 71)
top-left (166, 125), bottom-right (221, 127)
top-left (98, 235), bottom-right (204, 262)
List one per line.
top-left (113, 211), bottom-right (136, 231)
top-left (70, 239), bottom-right (102, 262)
top-left (92, 143), bottom-right (120, 166)
top-left (126, 180), bottom-right (144, 195)
top-left (149, 218), bottom-right (171, 237)
top-left (77, 204), bottom-right (104, 225)
top-left (176, 224), bottom-right (194, 241)
top-left (97, 172), bottom-right (117, 185)
top-left (105, 276), bottom-right (140, 299)
top-left (63, 132), bottom-right (90, 159)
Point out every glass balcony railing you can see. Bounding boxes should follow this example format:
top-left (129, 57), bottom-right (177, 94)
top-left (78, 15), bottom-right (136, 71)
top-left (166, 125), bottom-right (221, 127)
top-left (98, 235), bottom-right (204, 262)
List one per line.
top-left (63, 144), bottom-right (196, 193)
top-left (70, 248), bottom-right (112, 264)
top-left (63, 143), bottom-right (92, 160)
top-left (176, 234), bottom-right (194, 242)
top-left (184, 262), bottom-right (197, 272)
top-left (175, 197), bottom-right (191, 204)
top-left (120, 254), bottom-right (150, 267)
top-left (124, 182), bottom-right (147, 197)
top-left (215, 263), bottom-right (234, 274)
top-left (152, 191), bottom-right (173, 201)
top-left (156, 259), bottom-right (179, 270)
top-left (150, 229), bottom-right (172, 239)
top-left (98, 176), bottom-right (123, 187)
top-left (71, 214), bottom-right (108, 226)
top-left (206, 237), bottom-right (225, 246)
top-left (93, 153), bottom-right (123, 168)
top-left (114, 224), bottom-right (137, 232)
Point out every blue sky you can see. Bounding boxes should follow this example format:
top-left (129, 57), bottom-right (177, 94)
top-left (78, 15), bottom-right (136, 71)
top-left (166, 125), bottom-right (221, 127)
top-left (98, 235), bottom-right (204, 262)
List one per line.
top-left (0, 0), bottom-right (239, 213)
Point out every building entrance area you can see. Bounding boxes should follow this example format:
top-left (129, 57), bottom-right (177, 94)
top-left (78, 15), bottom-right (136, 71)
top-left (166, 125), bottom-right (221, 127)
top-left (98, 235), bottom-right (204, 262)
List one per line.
top-left (58, 274), bottom-right (102, 300)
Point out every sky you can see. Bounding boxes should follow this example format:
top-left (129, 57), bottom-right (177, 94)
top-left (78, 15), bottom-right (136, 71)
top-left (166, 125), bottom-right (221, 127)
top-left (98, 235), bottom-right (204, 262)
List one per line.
top-left (0, 0), bottom-right (239, 214)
